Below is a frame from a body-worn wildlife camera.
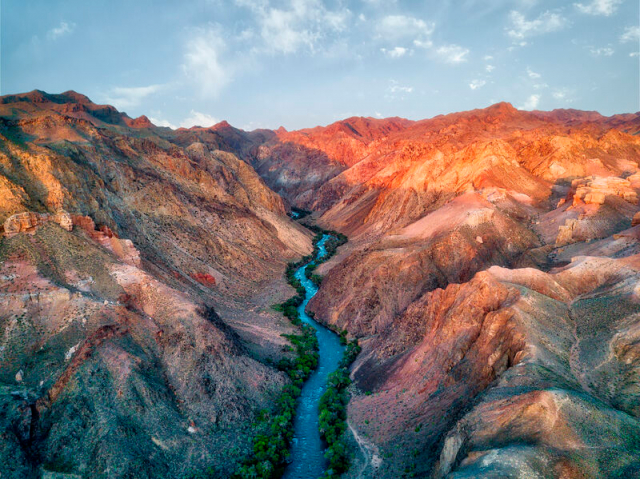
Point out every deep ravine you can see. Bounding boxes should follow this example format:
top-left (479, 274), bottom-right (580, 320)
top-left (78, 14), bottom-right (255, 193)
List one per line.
top-left (283, 235), bottom-right (346, 479)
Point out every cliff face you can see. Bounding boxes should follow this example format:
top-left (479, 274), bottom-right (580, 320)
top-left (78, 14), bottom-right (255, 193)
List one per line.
top-left (243, 103), bottom-right (640, 477)
top-left (0, 91), bottom-right (311, 478)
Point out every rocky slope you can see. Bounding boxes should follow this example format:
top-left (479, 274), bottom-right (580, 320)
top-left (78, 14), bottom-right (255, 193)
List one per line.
top-left (4, 90), bottom-right (640, 479)
top-left (237, 103), bottom-right (640, 478)
top-left (0, 91), bottom-right (312, 478)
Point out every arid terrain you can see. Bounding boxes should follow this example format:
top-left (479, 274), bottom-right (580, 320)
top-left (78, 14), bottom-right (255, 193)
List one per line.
top-left (1, 91), bottom-right (640, 478)
top-left (231, 104), bottom-right (640, 478)
top-left (0, 91), bottom-right (311, 478)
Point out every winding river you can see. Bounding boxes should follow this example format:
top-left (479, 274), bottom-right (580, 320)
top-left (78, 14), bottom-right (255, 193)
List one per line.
top-left (283, 235), bottom-right (345, 479)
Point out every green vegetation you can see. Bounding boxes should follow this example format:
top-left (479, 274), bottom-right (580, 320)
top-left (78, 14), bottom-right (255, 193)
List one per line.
top-left (318, 338), bottom-right (361, 479)
top-left (289, 207), bottom-right (311, 220)
top-left (234, 325), bottom-right (318, 478)
top-left (232, 230), bottom-right (333, 479)
top-left (230, 224), bottom-right (352, 479)
top-left (304, 263), bottom-right (323, 287)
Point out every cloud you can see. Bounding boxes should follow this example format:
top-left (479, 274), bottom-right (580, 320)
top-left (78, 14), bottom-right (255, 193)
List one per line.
top-left (413, 39), bottom-right (434, 49)
top-left (103, 84), bottom-right (164, 110)
top-left (552, 88), bottom-right (574, 102)
top-left (434, 44), bottom-right (469, 64)
top-left (469, 79), bottom-right (486, 90)
top-left (631, 52), bottom-right (640, 57)
top-left (507, 10), bottom-right (567, 40)
top-left (519, 94), bottom-right (540, 110)
top-left (47, 21), bottom-right (76, 40)
top-left (527, 67), bottom-right (541, 79)
top-left (389, 83), bottom-right (413, 94)
top-left (237, 0), bottom-right (351, 55)
top-left (376, 16), bottom-right (467, 65)
top-left (386, 80), bottom-right (413, 100)
top-left (149, 110), bottom-right (221, 129)
top-left (574, 0), bottom-right (622, 16)
top-left (183, 27), bottom-right (230, 97)
top-left (381, 46), bottom-right (410, 58)
top-left (180, 110), bottom-right (220, 128)
top-left (621, 26), bottom-right (640, 43)
top-left (377, 15), bottom-right (434, 40)
top-left (486, 64), bottom-right (495, 72)
top-left (149, 117), bottom-right (177, 129)
top-left (261, 8), bottom-right (315, 53)
top-left (590, 46), bottom-right (614, 56)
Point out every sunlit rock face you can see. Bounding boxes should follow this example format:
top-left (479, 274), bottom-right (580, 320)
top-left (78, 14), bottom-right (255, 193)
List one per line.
top-left (0, 91), bottom-right (312, 478)
top-left (237, 102), bottom-right (640, 477)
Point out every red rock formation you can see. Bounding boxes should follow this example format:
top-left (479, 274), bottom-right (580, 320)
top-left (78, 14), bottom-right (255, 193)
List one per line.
top-left (3, 210), bottom-right (73, 237)
top-left (239, 102), bottom-right (640, 478)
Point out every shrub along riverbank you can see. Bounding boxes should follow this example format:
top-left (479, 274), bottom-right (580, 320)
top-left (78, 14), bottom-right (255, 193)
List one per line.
top-left (319, 338), bottom-right (361, 478)
top-left (233, 226), bottom-right (350, 479)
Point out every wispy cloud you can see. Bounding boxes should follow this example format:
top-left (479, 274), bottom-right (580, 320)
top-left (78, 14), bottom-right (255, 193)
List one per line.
top-left (527, 67), bottom-right (541, 79)
top-left (237, 0), bottom-right (351, 55)
top-left (103, 84), bottom-right (165, 110)
top-left (621, 26), bottom-right (640, 43)
top-left (434, 44), bottom-right (469, 64)
top-left (486, 64), bottom-right (495, 72)
top-left (386, 80), bottom-right (413, 100)
top-left (183, 27), bottom-right (230, 98)
top-left (180, 110), bottom-right (220, 128)
top-left (552, 88), bottom-right (574, 102)
top-left (149, 117), bottom-right (177, 129)
top-left (376, 15), bottom-right (434, 41)
top-left (519, 94), bottom-right (540, 110)
top-left (469, 79), bottom-right (486, 90)
top-left (381, 46), bottom-right (410, 58)
top-left (590, 46), bottom-right (614, 56)
top-left (507, 10), bottom-right (567, 40)
top-left (47, 21), bottom-right (76, 40)
top-left (149, 110), bottom-right (221, 129)
top-left (574, 0), bottom-right (622, 16)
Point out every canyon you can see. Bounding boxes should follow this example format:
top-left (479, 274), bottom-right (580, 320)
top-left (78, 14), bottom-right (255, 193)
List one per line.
top-left (1, 90), bottom-right (640, 478)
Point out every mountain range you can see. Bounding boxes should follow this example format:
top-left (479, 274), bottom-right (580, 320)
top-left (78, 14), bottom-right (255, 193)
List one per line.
top-left (1, 90), bottom-right (639, 478)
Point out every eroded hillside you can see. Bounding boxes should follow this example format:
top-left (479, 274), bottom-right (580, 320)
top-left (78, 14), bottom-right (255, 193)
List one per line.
top-left (0, 91), bottom-right (312, 478)
top-left (233, 103), bottom-right (640, 478)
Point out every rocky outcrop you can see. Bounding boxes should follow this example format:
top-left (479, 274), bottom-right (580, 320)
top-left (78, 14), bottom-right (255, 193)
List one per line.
top-left (571, 176), bottom-right (639, 206)
top-left (3, 210), bottom-right (73, 237)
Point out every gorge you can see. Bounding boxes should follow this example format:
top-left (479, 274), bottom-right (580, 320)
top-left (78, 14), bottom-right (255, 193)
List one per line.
top-left (0, 90), bottom-right (639, 479)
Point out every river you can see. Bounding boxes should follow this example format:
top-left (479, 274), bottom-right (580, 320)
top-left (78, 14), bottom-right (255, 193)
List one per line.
top-left (282, 234), bottom-right (345, 479)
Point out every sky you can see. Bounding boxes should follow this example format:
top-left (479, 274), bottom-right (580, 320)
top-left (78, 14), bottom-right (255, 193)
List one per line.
top-left (2, 0), bottom-right (639, 130)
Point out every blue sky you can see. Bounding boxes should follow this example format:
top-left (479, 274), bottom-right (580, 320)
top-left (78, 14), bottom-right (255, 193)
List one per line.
top-left (2, 0), bottom-right (639, 130)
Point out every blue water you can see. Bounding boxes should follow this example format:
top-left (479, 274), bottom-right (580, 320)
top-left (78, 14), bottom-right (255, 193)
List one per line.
top-left (283, 235), bottom-right (345, 479)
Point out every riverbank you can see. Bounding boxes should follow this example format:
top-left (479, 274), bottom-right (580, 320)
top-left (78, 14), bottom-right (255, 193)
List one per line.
top-left (233, 227), bottom-right (350, 479)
